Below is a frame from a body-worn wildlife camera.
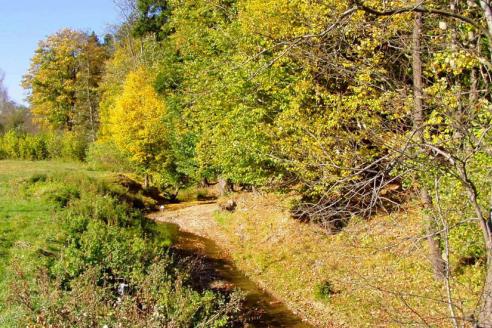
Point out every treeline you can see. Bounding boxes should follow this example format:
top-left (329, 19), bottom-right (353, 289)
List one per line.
top-left (15, 0), bottom-right (492, 325)
top-left (0, 131), bottom-right (87, 161)
top-left (0, 71), bottom-right (31, 134)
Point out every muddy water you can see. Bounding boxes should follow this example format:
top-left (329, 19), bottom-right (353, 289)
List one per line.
top-left (161, 222), bottom-right (312, 328)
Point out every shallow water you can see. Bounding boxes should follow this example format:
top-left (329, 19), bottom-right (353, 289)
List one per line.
top-left (160, 222), bottom-right (312, 328)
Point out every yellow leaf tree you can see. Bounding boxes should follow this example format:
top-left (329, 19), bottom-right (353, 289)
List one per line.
top-left (22, 29), bottom-right (108, 136)
top-left (107, 67), bottom-right (168, 184)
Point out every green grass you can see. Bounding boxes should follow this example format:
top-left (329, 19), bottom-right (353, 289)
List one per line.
top-left (0, 161), bottom-right (108, 326)
top-left (0, 161), bottom-right (239, 327)
top-left (176, 186), bottom-right (215, 202)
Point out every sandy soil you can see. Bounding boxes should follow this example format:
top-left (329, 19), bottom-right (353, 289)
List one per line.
top-left (149, 201), bottom-right (226, 240)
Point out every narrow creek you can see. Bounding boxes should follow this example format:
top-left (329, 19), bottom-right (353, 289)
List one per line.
top-left (159, 221), bottom-right (312, 328)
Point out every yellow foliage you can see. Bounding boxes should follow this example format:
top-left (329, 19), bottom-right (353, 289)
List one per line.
top-left (106, 67), bottom-right (167, 169)
top-left (23, 29), bottom-right (107, 133)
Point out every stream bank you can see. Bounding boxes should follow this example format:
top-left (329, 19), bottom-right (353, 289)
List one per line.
top-left (149, 192), bottom-right (444, 327)
top-left (150, 202), bottom-right (312, 328)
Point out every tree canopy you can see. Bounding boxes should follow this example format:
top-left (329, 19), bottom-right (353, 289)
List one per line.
top-left (22, 29), bottom-right (109, 139)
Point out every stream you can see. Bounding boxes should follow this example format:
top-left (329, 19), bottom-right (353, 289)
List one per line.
top-left (159, 221), bottom-right (312, 328)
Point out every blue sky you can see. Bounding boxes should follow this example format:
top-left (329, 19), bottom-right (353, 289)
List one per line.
top-left (0, 0), bottom-right (122, 105)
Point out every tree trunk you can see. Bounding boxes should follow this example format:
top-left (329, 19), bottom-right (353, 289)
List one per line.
top-left (468, 189), bottom-right (492, 327)
top-left (200, 177), bottom-right (210, 188)
top-left (170, 186), bottom-right (180, 201)
top-left (470, 67), bottom-right (478, 106)
top-left (143, 174), bottom-right (150, 189)
top-left (412, 12), bottom-right (446, 279)
top-left (412, 12), bottom-right (425, 131)
top-left (479, 251), bottom-right (492, 327)
top-left (478, 0), bottom-right (492, 64)
top-left (218, 178), bottom-right (232, 196)
top-left (480, 0), bottom-right (492, 41)
top-left (85, 58), bottom-right (96, 142)
top-left (457, 168), bottom-right (492, 326)
top-left (450, 0), bottom-right (458, 51)
top-left (422, 188), bottom-right (446, 278)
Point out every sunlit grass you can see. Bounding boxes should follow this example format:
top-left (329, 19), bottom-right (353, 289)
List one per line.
top-left (0, 160), bottom-right (109, 325)
top-left (213, 193), bottom-right (459, 327)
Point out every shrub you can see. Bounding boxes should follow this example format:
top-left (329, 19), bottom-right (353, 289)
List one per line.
top-left (0, 130), bottom-right (89, 161)
top-left (45, 132), bottom-right (63, 158)
top-left (8, 173), bottom-right (242, 327)
top-left (86, 140), bottom-right (132, 171)
top-left (176, 186), bottom-right (215, 202)
top-left (60, 131), bottom-right (88, 161)
top-left (49, 185), bottom-right (81, 208)
top-left (449, 222), bottom-right (486, 268)
top-left (27, 173), bottom-right (47, 184)
top-left (18, 134), bottom-right (48, 160)
top-left (1, 130), bottom-right (20, 159)
top-left (12, 261), bottom-right (241, 328)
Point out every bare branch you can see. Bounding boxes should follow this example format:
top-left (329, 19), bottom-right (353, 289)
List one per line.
top-left (353, 0), bottom-right (492, 44)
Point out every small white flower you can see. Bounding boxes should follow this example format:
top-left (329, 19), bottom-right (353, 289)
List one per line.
top-left (439, 21), bottom-right (447, 30)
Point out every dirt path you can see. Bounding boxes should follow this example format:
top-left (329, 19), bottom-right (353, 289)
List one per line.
top-left (149, 202), bottom-right (312, 328)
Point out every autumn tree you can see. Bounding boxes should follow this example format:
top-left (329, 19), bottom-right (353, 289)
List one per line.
top-left (105, 67), bottom-right (170, 187)
top-left (22, 29), bottom-right (108, 137)
top-left (75, 33), bottom-right (110, 140)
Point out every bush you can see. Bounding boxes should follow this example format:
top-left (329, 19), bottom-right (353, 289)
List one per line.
top-left (45, 132), bottom-right (63, 158)
top-left (49, 185), bottom-right (81, 208)
top-left (18, 134), bottom-right (48, 160)
top-left (314, 280), bottom-right (335, 302)
top-left (1, 130), bottom-right (20, 159)
top-left (27, 173), bottom-right (48, 184)
top-left (8, 173), bottom-right (242, 327)
top-left (449, 222), bottom-right (486, 268)
top-left (176, 186), bottom-right (215, 202)
top-left (0, 130), bottom-right (89, 161)
top-left (60, 131), bottom-right (88, 161)
top-left (86, 140), bottom-right (132, 171)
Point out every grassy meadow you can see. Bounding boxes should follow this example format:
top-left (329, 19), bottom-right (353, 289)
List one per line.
top-left (0, 160), bottom-right (240, 327)
top-left (0, 161), bottom-right (98, 325)
top-left (0, 161), bottom-right (81, 327)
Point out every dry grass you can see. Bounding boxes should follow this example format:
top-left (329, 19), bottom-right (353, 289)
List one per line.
top-left (213, 193), bottom-right (471, 327)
